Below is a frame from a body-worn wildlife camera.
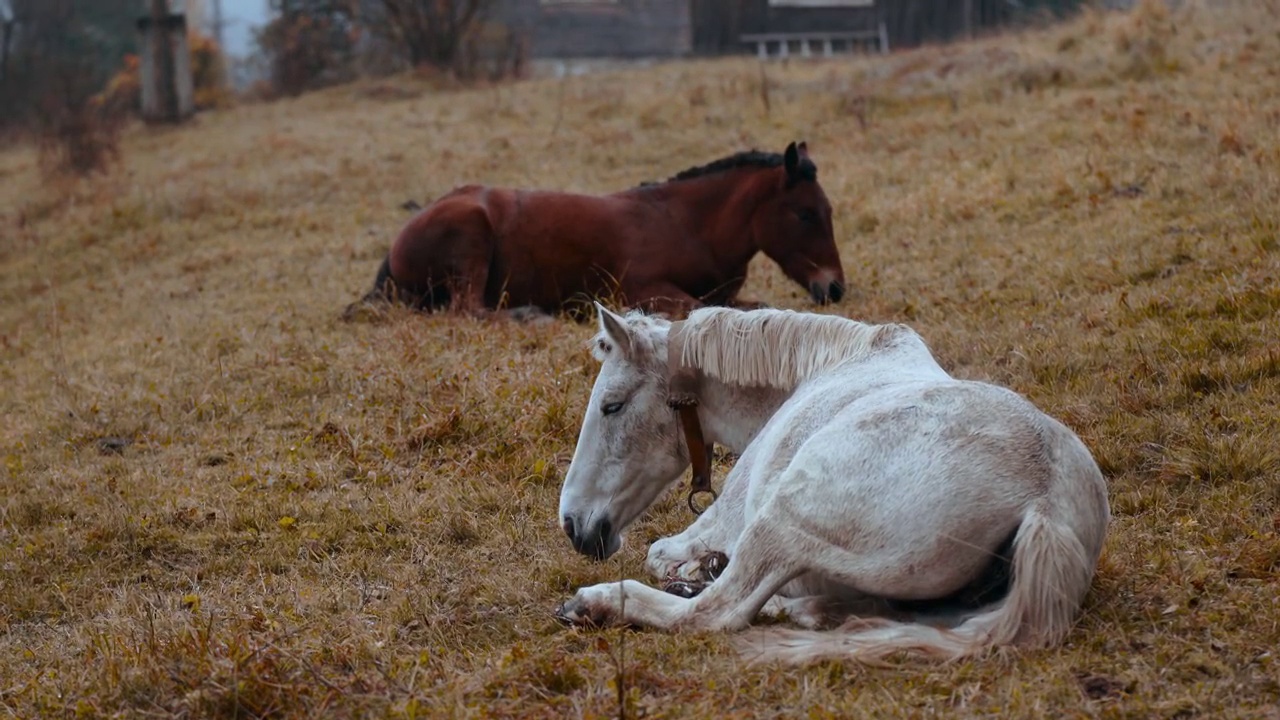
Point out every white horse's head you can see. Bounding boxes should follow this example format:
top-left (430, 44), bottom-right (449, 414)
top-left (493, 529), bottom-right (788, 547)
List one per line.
top-left (558, 303), bottom-right (689, 560)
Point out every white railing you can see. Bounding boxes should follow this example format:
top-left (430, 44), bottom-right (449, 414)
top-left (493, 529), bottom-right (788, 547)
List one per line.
top-left (742, 24), bottom-right (889, 59)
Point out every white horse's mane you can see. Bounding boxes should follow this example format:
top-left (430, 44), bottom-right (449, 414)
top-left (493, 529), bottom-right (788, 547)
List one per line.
top-left (674, 307), bottom-right (910, 390)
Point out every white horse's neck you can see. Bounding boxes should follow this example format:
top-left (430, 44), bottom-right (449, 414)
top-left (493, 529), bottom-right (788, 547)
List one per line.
top-left (689, 335), bottom-right (948, 455)
top-left (695, 378), bottom-right (792, 453)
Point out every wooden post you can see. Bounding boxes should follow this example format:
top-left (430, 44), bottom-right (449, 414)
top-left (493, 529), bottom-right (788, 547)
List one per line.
top-left (963, 0), bottom-right (974, 40)
top-left (211, 0), bottom-right (228, 93)
top-left (138, 2), bottom-right (195, 123)
top-left (1, 17), bottom-right (13, 82)
top-left (212, 0), bottom-right (224, 51)
top-left (150, 0), bottom-right (178, 121)
top-left (0, 0), bottom-right (15, 84)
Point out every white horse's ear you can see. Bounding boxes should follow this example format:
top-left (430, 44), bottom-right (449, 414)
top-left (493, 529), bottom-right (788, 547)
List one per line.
top-left (595, 302), bottom-right (632, 357)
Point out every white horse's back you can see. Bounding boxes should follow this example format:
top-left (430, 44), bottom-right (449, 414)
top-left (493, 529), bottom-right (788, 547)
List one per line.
top-left (745, 374), bottom-right (1095, 595)
top-left (739, 373), bottom-right (1108, 663)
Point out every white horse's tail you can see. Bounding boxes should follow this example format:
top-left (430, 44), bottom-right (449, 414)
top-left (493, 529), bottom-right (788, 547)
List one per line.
top-left (738, 491), bottom-right (1103, 665)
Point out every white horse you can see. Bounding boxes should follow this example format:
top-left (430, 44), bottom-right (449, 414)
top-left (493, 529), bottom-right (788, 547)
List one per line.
top-left (554, 303), bottom-right (1109, 664)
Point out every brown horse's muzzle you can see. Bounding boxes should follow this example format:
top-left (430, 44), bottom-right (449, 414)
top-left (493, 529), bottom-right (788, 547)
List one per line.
top-left (809, 278), bottom-right (846, 305)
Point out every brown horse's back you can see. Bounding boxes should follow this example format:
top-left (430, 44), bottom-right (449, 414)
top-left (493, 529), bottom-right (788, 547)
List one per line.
top-left (385, 186), bottom-right (698, 314)
top-left (484, 190), bottom-right (670, 310)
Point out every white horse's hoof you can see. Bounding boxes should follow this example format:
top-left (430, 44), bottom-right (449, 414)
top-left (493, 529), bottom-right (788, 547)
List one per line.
top-left (671, 550), bottom-right (729, 583)
top-left (661, 551), bottom-right (730, 597)
top-left (696, 551), bottom-right (729, 580)
top-left (661, 580), bottom-right (704, 598)
top-left (553, 598), bottom-right (608, 627)
top-left (553, 586), bottom-right (617, 627)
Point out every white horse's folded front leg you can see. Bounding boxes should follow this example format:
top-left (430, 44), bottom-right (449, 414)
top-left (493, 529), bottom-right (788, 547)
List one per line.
top-left (557, 580), bottom-right (690, 629)
top-left (643, 480), bottom-right (744, 581)
top-left (559, 521), bottom-right (801, 633)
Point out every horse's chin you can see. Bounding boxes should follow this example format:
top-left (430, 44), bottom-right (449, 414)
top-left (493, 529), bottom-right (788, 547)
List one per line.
top-left (808, 278), bottom-right (846, 305)
top-left (584, 533), bottom-right (623, 562)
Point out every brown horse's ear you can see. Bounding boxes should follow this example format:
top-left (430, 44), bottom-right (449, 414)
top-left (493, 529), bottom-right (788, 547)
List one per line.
top-left (595, 301), bottom-right (632, 357)
top-left (666, 321), bottom-right (700, 409)
top-left (784, 141), bottom-right (800, 180)
top-left (797, 141), bottom-right (809, 156)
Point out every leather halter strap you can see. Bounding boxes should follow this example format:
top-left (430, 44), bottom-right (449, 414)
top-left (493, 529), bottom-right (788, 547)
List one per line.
top-left (675, 404), bottom-right (716, 515)
top-left (667, 320), bottom-right (716, 515)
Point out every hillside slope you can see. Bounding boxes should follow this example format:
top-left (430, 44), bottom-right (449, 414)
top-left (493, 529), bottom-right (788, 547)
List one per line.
top-left (1, 1), bottom-right (1278, 716)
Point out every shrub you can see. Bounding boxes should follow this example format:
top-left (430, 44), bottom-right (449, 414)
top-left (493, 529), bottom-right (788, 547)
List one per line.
top-left (257, 0), bottom-right (360, 97)
top-left (34, 92), bottom-right (126, 175)
top-left (190, 32), bottom-right (233, 110)
top-left (455, 21), bottom-right (527, 83)
top-left (1, 0), bottom-right (136, 174)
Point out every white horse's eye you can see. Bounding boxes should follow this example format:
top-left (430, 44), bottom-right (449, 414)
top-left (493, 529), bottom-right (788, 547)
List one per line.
top-left (602, 402), bottom-right (625, 416)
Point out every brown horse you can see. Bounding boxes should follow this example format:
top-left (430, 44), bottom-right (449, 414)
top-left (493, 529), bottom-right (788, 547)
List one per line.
top-left (345, 141), bottom-right (846, 320)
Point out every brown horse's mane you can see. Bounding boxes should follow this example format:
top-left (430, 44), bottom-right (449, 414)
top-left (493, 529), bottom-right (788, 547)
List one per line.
top-left (636, 150), bottom-right (816, 189)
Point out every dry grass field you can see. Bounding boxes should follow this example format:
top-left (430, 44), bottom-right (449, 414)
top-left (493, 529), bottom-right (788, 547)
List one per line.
top-left (2, 1), bottom-right (1279, 716)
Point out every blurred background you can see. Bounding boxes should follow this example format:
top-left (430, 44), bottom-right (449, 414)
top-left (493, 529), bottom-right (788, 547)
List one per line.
top-left (0, 0), bottom-right (1118, 176)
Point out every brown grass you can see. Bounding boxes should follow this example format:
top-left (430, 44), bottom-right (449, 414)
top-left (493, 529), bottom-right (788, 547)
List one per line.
top-left (3, 1), bottom-right (1280, 716)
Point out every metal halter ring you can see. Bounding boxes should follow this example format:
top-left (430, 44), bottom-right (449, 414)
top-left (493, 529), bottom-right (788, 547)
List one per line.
top-left (687, 487), bottom-right (718, 516)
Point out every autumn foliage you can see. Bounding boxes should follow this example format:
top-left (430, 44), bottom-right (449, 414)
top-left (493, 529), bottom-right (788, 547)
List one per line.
top-left (97, 31), bottom-right (231, 115)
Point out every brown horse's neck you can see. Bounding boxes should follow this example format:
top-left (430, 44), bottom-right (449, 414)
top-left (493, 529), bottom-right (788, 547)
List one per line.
top-left (628, 168), bottom-right (777, 267)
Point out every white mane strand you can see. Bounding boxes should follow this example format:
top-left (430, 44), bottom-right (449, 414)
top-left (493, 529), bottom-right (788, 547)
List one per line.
top-left (675, 307), bottom-right (904, 390)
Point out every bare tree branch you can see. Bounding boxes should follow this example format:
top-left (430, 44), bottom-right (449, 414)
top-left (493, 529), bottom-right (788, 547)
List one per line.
top-left (373, 0), bottom-right (491, 70)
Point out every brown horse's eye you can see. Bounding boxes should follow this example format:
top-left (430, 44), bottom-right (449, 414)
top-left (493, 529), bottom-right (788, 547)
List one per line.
top-left (797, 208), bottom-right (820, 225)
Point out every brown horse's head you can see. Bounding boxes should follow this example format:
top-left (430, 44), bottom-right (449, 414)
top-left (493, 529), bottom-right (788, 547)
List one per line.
top-left (752, 142), bottom-right (846, 305)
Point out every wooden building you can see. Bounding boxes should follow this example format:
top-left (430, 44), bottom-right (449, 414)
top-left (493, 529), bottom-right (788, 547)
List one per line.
top-left (694, 0), bottom-right (885, 57)
top-left (494, 1), bottom-right (693, 60)
top-left (492, 0), bottom-right (1065, 61)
